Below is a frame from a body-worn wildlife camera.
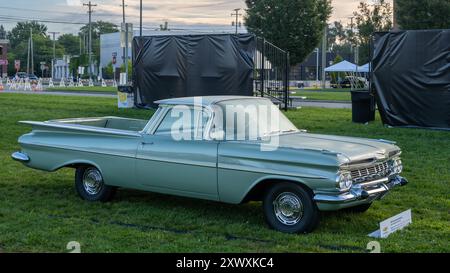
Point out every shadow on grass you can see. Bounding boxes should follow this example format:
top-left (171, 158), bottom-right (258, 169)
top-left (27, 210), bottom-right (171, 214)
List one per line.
top-left (28, 180), bottom-right (379, 235)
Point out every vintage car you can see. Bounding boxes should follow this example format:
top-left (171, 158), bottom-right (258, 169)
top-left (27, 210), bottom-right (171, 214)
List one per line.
top-left (12, 96), bottom-right (408, 233)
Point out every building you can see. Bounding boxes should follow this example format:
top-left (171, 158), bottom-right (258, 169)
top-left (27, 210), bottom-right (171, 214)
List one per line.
top-left (54, 58), bottom-right (70, 80)
top-left (290, 50), bottom-right (337, 82)
top-left (0, 25), bottom-right (8, 78)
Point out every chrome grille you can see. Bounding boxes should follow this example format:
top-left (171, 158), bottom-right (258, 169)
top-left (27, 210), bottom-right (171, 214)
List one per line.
top-left (351, 161), bottom-right (390, 183)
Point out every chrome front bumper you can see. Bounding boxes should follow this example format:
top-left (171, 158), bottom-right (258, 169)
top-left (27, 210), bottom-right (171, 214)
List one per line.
top-left (11, 151), bottom-right (30, 163)
top-left (314, 176), bottom-right (408, 204)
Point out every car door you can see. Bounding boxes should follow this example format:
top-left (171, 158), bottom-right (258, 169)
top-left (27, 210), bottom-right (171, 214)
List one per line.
top-left (135, 105), bottom-right (219, 201)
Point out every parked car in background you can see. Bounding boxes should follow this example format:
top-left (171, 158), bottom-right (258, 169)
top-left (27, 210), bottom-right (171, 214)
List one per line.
top-left (11, 72), bottom-right (39, 84)
top-left (12, 96), bottom-right (408, 234)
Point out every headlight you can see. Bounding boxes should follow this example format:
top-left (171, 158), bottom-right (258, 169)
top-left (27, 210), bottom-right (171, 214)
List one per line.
top-left (336, 172), bottom-right (353, 191)
top-left (390, 158), bottom-right (403, 174)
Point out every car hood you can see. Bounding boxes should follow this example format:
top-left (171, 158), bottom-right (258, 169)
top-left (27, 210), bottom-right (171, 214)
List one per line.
top-left (275, 132), bottom-right (400, 163)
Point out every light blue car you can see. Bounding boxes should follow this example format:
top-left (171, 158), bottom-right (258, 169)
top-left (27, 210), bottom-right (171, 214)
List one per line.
top-left (12, 96), bottom-right (408, 233)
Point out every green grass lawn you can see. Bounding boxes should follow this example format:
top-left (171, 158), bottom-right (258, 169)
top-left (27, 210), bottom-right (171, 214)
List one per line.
top-left (290, 90), bottom-right (351, 101)
top-left (46, 86), bottom-right (117, 93)
top-left (0, 93), bottom-right (448, 253)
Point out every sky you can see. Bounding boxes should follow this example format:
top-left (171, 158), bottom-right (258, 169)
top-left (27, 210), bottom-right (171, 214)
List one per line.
top-left (0, 0), bottom-right (390, 35)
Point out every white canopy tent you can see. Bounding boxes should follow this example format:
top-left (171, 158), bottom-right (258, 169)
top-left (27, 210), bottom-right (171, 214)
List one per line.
top-left (325, 60), bottom-right (369, 90)
top-left (358, 63), bottom-right (370, 73)
top-left (324, 60), bottom-right (359, 73)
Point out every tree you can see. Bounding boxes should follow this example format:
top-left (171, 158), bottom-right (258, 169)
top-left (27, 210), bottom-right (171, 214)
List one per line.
top-left (396, 0), bottom-right (450, 30)
top-left (7, 21), bottom-right (48, 48)
top-left (244, 0), bottom-right (332, 65)
top-left (79, 21), bottom-right (118, 40)
top-left (7, 32), bottom-right (64, 76)
top-left (0, 25), bottom-right (6, 40)
top-left (103, 61), bottom-right (115, 79)
top-left (79, 21), bottom-right (118, 65)
top-left (353, 0), bottom-right (392, 64)
top-left (58, 34), bottom-right (80, 56)
top-left (120, 60), bottom-right (132, 81)
top-left (327, 21), bottom-right (347, 49)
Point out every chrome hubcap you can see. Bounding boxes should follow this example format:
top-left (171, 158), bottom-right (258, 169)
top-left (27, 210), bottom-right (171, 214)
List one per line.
top-left (82, 168), bottom-right (103, 195)
top-left (273, 192), bottom-right (304, 226)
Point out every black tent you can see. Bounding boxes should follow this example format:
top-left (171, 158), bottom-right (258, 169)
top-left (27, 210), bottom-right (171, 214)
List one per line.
top-left (132, 34), bottom-right (256, 108)
top-left (372, 30), bottom-right (450, 130)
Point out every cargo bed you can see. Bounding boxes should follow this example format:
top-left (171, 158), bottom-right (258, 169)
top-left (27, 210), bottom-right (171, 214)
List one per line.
top-left (19, 117), bottom-right (148, 137)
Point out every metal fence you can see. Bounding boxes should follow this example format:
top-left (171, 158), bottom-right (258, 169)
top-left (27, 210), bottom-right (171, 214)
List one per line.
top-left (254, 38), bottom-right (290, 110)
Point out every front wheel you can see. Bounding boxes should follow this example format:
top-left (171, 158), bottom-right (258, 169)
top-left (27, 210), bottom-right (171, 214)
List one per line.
top-left (263, 183), bottom-right (320, 234)
top-left (75, 166), bottom-right (116, 202)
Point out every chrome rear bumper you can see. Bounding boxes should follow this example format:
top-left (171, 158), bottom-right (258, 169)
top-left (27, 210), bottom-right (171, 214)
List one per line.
top-left (314, 176), bottom-right (408, 204)
top-left (11, 151), bottom-right (30, 163)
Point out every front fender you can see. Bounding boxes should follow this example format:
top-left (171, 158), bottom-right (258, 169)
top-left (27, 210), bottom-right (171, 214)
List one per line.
top-left (218, 166), bottom-right (334, 204)
top-left (238, 174), bottom-right (331, 203)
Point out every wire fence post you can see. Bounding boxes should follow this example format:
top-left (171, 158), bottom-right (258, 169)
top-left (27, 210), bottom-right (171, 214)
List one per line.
top-left (261, 39), bottom-right (265, 98)
top-left (284, 52), bottom-right (290, 111)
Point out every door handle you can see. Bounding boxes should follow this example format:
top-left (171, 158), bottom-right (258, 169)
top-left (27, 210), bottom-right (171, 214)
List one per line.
top-left (141, 141), bottom-right (154, 146)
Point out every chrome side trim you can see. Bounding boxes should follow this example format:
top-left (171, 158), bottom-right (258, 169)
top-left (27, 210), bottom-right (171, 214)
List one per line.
top-left (19, 142), bottom-right (136, 160)
top-left (11, 152), bottom-right (30, 162)
top-left (19, 121), bottom-right (142, 137)
top-left (50, 116), bottom-right (146, 124)
top-left (218, 163), bottom-right (328, 179)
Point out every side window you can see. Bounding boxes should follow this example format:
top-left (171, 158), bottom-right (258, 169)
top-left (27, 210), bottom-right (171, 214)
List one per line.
top-left (154, 108), bottom-right (181, 136)
top-left (154, 106), bottom-right (210, 140)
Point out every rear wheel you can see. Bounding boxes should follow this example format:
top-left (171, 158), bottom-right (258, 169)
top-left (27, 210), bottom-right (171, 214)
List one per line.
top-left (263, 183), bottom-right (320, 234)
top-left (75, 166), bottom-right (116, 202)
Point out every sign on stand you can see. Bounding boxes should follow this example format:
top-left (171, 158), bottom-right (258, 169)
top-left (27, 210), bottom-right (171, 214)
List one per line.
top-left (369, 209), bottom-right (412, 238)
top-left (118, 72), bottom-right (133, 109)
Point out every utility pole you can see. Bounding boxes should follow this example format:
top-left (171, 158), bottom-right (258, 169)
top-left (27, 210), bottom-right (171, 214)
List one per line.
top-left (49, 31), bottom-right (59, 80)
top-left (321, 25), bottom-right (327, 89)
top-left (124, 23), bottom-right (130, 83)
top-left (31, 29), bottom-right (34, 75)
top-left (348, 16), bottom-right (355, 63)
top-left (121, 0), bottom-right (127, 23)
top-left (315, 48), bottom-right (319, 87)
top-left (27, 28), bottom-right (34, 75)
top-left (27, 29), bottom-right (30, 74)
top-left (83, 1), bottom-right (97, 80)
top-left (120, 0), bottom-right (127, 76)
top-left (140, 0), bottom-right (143, 37)
top-left (392, 0), bottom-right (399, 30)
top-left (83, 33), bottom-right (86, 54)
top-left (231, 8), bottom-right (242, 35)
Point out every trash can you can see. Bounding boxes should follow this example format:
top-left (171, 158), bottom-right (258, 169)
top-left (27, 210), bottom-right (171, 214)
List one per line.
top-left (350, 90), bottom-right (376, 123)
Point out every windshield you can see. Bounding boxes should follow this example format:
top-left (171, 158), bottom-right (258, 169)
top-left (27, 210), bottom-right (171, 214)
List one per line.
top-left (213, 98), bottom-right (298, 141)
